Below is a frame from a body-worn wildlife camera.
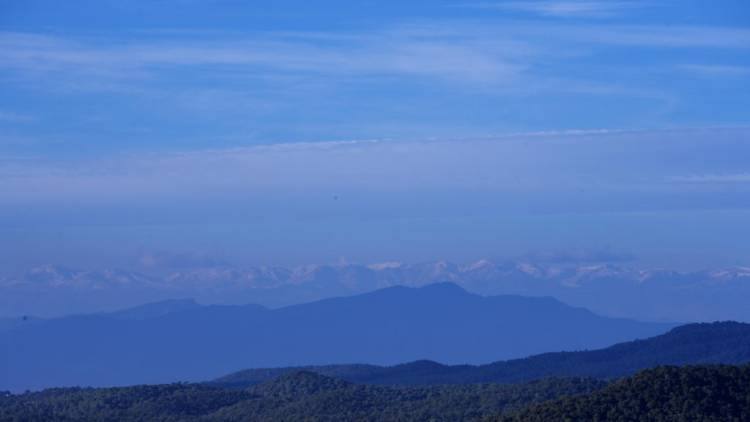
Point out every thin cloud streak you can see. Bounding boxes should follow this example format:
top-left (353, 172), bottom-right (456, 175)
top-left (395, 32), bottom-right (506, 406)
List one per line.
top-left (0, 31), bottom-right (527, 85)
top-left (679, 64), bottom-right (750, 76)
top-left (1, 21), bottom-right (748, 86)
top-left (1, 127), bottom-right (748, 204)
top-left (669, 173), bottom-right (750, 184)
top-left (471, 1), bottom-right (645, 18)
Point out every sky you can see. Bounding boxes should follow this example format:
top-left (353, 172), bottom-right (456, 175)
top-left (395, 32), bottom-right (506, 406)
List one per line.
top-left (0, 0), bottom-right (749, 273)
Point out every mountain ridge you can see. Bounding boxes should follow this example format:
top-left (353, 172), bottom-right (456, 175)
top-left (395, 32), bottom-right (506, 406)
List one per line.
top-left (3, 260), bottom-right (750, 321)
top-left (494, 364), bottom-right (750, 421)
top-left (0, 283), bottom-right (672, 391)
top-left (213, 321), bottom-right (750, 388)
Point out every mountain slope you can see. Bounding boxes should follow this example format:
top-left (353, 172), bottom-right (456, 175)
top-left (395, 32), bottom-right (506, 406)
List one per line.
top-left (0, 372), bottom-right (605, 421)
top-left (494, 365), bottom-right (750, 422)
top-left (3, 366), bottom-right (748, 421)
top-left (0, 283), bottom-right (671, 391)
top-left (105, 298), bottom-right (202, 320)
top-left (214, 321), bottom-right (750, 387)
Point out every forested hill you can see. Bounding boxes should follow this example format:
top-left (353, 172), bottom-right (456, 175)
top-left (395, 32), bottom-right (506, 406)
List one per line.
top-left (0, 372), bottom-right (604, 421)
top-left (3, 366), bottom-right (749, 421)
top-left (493, 365), bottom-right (750, 422)
top-left (214, 321), bottom-right (750, 387)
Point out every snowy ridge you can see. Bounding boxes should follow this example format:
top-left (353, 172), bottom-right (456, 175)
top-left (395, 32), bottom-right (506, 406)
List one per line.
top-left (4, 260), bottom-right (749, 291)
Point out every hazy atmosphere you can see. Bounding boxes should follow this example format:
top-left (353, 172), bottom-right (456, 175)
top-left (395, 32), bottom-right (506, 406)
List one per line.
top-left (1, 1), bottom-right (749, 273)
top-left (2, 3), bottom-right (750, 419)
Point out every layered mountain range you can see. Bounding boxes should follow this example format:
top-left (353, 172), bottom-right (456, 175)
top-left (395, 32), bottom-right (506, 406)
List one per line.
top-left (0, 283), bottom-right (673, 391)
top-left (213, 321), bottom-right (750, 388)
top-left (2, 260), bottom-right (749, 321)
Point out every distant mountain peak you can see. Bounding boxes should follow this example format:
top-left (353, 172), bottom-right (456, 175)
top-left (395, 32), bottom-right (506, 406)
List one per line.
top-left (367, 261), bottom-right (403, 270)
top-left (462, 259), bottom-right (495, 272)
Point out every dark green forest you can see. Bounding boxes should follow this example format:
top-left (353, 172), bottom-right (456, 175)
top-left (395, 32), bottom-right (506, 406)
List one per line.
top-left (0, 374), bottom-right (602, 421)
top-left (2, 365), bottom-right (750, 421)
top-left (493, 365), bottom-right (750, 422)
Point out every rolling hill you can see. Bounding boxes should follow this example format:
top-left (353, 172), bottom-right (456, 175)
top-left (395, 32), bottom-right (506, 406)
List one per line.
top-left (4, 366), bottom-right (748, 421)
top-left (213, 321), bottom-right (750, 387)
top-left (0, 371), bottom-right (605, 421)
top-left (494, 365), bottom-right (750, 421)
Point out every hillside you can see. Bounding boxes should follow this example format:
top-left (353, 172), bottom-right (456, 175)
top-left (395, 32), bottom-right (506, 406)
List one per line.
top-left (0, 372), bottom-right (605, 421)
top-left (494, 365), bottom-right (750, 421)
top-left (214, 321), bottom-right (750, 387)
top-left (4, 366), bottom-right (749, 421)
top-left (0, 283), bottom-right (671, 391)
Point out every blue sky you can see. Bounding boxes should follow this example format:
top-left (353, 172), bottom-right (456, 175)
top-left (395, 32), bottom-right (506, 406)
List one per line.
top-left (0, 1), bottom-right (749, 272)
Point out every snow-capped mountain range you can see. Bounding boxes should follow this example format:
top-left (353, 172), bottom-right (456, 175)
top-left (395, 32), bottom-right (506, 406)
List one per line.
top-left (3, 260), bottom-right (749, 290)
top-left (1, 260), bottom-right (749, 322)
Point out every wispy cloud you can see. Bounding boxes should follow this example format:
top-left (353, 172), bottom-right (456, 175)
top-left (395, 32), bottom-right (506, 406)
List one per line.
top-left (575, 25), bottom-right (750, 49)
top-left (0, 111), bottom-right (34, 123)
top-left (669, 173), bottom-right (750, 184)
top-left (1, 17), bottom-right (748, 157)
top-left (679, 64), bottom-right (750, 77)
top-left (1, 20), bottom-right (748, 94)
top-left (471, 1), bottom-right (645, 18)
top-left (2, 127), bottom-right (748, 204)
top-left (0, 30), bottom-right (527, 87)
